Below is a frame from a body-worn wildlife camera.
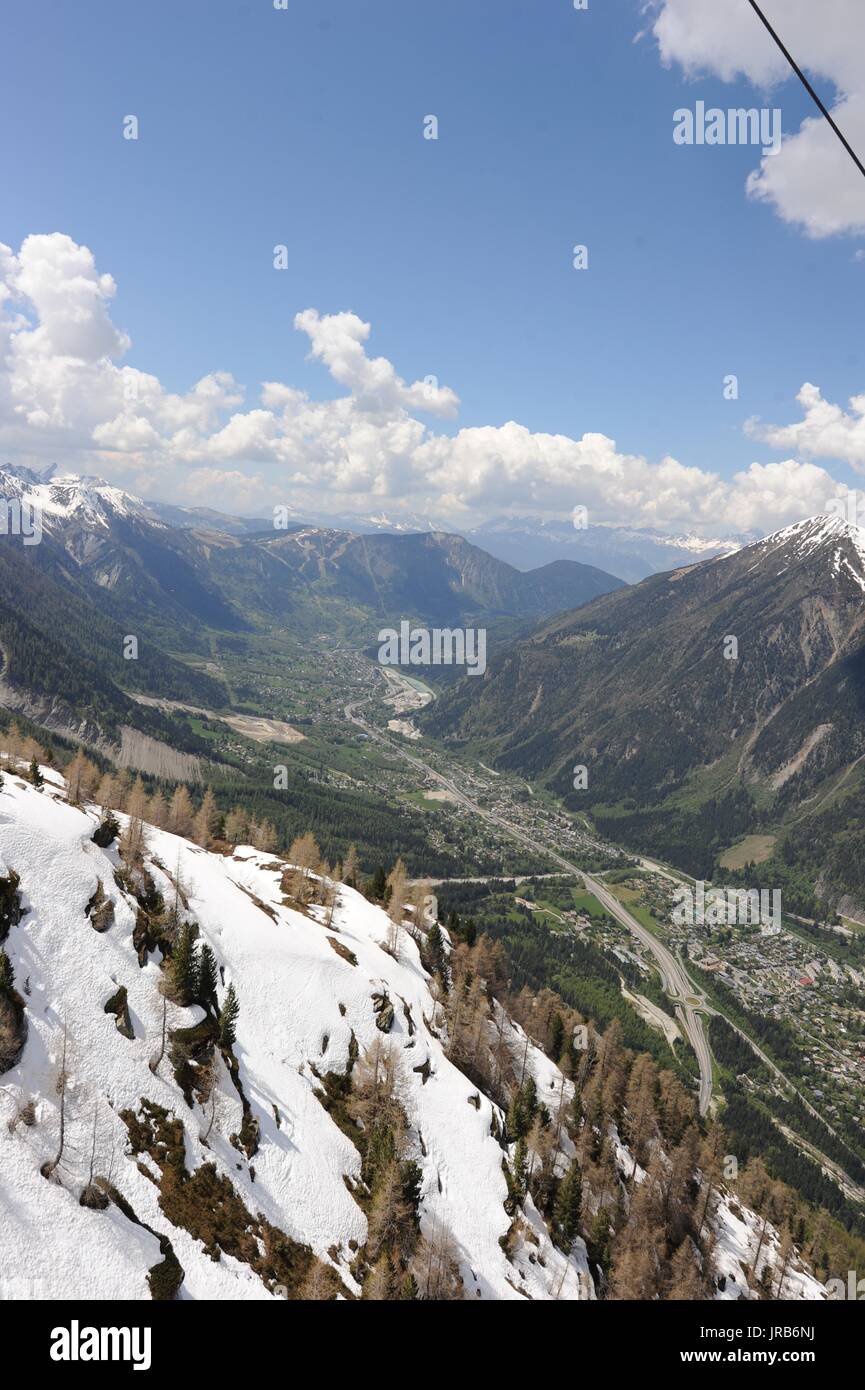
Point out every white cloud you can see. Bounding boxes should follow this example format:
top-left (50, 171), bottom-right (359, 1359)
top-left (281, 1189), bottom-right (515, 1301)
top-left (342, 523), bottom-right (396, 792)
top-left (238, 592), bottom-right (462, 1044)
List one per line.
top-left (747, 382), bottom-right (865, 467)
top-left (294, 308), bottom-right (460, 418)
top-left (0, 231), bottom-right (850, 537)
top-left (648, 0), bottom-right (865, 238)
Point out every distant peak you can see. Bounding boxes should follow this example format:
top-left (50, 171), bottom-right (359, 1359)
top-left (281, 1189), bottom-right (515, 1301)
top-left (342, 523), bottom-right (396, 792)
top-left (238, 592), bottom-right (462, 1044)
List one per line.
top-left (754, 512), bottom-right (865, 593)
top-left (759, 513), bottom-right (862, 550)
top-left (0, 464), bottom-right (149, 526)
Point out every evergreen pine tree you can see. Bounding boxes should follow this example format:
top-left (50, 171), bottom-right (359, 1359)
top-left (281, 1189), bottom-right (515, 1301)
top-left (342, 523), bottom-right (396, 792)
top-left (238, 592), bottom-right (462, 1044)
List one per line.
top-left (554, 1158), bottom-right (583, 1249)
top-left (218, 983), bottom-right (240, 1048)
top-left (29, 758), bottom-right (43, 789)
top-left (368, 865), bottom-right (387, 901)
top-left (513, 1136), bottom-right (528, 1201)
top-left (424, 922), bottom-right (448, 983)
top-left (587, 1205), bottom-right (612, 1271)
top-left (169, 921), bottom-right (199, 1004)
top-left (198, 943), bottom-right (219, 1011)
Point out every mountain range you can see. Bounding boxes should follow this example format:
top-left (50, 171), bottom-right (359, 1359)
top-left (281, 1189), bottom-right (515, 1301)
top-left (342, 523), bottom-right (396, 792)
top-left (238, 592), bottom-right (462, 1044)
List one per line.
top-left (16, 462), bottom-right (738, 587)
top-left (1, 465), bottom-right (623, 630)
top-left (7, 462), bottom-right (865, 910)
top-left (0, 464), bottom-right (623, 754)
top-left (425, 515), bottom-right (865, 899)
top-left (143, 494), bottom-right (745, 585)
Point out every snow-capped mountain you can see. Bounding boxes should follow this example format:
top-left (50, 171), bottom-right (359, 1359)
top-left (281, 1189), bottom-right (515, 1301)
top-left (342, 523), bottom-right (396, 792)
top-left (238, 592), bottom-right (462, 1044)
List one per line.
top-left (0, 465), bottom-right (746, 583)
top-left (751, 513), bottom-right (865, 591)
top-left (0, 766), bottom-right (824, 1301)
top-left (0, 463), bottom-right (152, 532)
top-left (426, 513), bottom-right (865, 859)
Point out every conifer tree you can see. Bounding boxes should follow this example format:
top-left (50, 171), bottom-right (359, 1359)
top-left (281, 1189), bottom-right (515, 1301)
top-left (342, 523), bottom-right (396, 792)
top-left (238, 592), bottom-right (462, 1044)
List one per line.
top-left (169, 921), bottom-right (199, 1005)
top-left (342, 843), bottom-right (360, 888)
top-left (286, 831), bottom-right (319, 898)
top-left (120, 777), bottom-right (149, 864)
top-left (255, 819), bottom-right (277, 853)
top-left (218, 983), bottom-right (240, 1048)
top-left (198, 944), bottom-right (219, 1011)
top-left (368, 865), bottom-right (387, 901)
top-left (363, 1251), bottom-right (393, 1301)
top-left (95, 772), bottom-right (120, 810)
top-left (385, 858), bottom-right (408, 957)
top-left (554, 1158), bottom-right (583, 1249)
top-left (424, 921), bottom-right (448, 984)
top-left (168, 785), bottom-right (194, 837)
top-left (667, 1239), bottom-right (706, 1300)
top-left (288, 831), bottom-right (319, 877)
top-left (513, 1136), bottom-right (528, 1201)
top-left (116, 770), bottom-right (134, 810)
top-left (29, 758), bottom-right (43, 789)
top-left (193, 787), bottom-right (219, 848)
top-left (65, 750), bottom-right (88, 804)
top-left (3, 720), bottom-right (22, 765)
top-left (224, 806), bottom-right (248, 844)
top-left (549, 1012), bottom-right (565, 1060)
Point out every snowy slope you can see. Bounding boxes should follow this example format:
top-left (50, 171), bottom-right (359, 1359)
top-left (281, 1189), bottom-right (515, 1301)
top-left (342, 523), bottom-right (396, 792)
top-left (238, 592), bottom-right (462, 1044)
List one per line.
top-left (0, 769), bottom-right (590, 1301)
top-left (712, 1193), bottom-right (826, 1303)
top-left (0, 464), bottom-right (151, 532)
top-left (756, 513), bottom-right (865, 593)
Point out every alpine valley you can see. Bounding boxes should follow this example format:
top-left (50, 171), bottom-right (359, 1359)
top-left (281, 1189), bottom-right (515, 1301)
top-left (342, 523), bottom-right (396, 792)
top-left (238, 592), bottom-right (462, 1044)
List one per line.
top-left (3, 466), bottom-right (865, 1304)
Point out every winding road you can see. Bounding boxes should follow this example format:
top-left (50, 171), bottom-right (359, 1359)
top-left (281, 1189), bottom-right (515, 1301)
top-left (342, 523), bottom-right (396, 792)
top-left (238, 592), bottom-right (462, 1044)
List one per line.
top-left (345, 695), bottom-right (715, 1115)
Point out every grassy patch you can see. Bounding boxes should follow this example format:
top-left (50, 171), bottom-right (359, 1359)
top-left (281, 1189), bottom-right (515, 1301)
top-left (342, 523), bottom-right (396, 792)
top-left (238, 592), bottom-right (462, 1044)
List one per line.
top-left (719, 834), bottom-right (777, 870)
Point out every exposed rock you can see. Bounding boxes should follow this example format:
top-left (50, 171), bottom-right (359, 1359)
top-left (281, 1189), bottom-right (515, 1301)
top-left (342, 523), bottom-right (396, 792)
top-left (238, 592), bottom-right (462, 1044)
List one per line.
top-left (86, 881), bottom-right (115, 932)
top-left (372, 990), bottom-right (394, 1033)
top-left (104, 985), bottom-right (134, 1040)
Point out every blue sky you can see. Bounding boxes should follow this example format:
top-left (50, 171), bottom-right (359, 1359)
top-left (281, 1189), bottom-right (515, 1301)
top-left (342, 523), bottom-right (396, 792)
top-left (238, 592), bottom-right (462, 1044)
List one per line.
top-left (2, 0), bottom-right (865, 532)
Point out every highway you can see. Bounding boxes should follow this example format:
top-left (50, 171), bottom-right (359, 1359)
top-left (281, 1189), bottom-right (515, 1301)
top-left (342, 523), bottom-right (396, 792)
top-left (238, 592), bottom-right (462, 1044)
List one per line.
top-left (582, 873), bottom-right (714, 1115)
top-left (345, 696), bottom-right (715, 1115)
top-left (346, 693), bottom-right (865, 1189)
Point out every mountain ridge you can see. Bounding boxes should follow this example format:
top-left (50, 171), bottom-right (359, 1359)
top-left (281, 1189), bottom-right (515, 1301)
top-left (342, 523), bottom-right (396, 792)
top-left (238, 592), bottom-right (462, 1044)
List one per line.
top-left (424, 514), bottom-right (865, 887)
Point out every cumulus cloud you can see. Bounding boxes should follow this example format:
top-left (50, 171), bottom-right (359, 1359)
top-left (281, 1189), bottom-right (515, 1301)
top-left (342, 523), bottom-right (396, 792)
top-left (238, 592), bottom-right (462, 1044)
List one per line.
top-left (294, 309), bottom-right (459, 418)
top-left (747, 382), bottom-right (865, 468)
top-left (648, 0), bottom-right (865, 238)
top-left (0, 231), bottom-right (850, 537)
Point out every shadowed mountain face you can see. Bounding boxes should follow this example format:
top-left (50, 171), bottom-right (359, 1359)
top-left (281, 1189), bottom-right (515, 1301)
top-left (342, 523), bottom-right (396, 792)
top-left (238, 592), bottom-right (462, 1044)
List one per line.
top-left (0, 465), bottom-right (624, 749)
top-left (0, 533), bottom-right (225, 751)
top-left (424, 516), bottom-right (865, 844)
top-left (0, 466), bottom-right (624, 636)
top-left (221, 528), bottom-right (624, 624)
